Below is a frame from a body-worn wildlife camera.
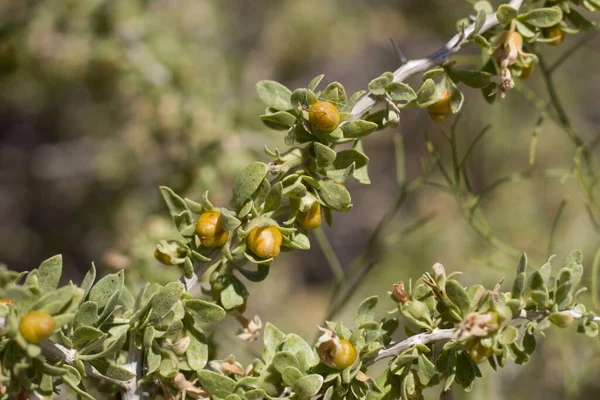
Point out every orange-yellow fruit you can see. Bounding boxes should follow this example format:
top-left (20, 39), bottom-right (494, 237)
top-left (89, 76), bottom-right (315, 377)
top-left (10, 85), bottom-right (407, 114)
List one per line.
top-left (543, 25), bottom-right (565, 46)
top-left (520, 63), bottom-right (534, 80)
top-left (247, 225), bottom-right (283, 259)
top-left (427, 91), bottom-right (451, 123)
top-left (297, 203), bottom-right (322, 230)
top-left (468, 340), bottom-right (493, 364)
top-left (308, 101), bottom-right (341, 132)
top-left (196, 211), bottom-right (229, 248)
top-left (318, 339), bottom-right (358, 370)
top-left (0, 298), bottom-right (13, 304)
top-left (19, 311), bottom-right (56, 344)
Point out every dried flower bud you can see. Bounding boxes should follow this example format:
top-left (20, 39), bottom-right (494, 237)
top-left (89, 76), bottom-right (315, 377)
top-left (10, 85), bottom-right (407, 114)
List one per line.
top-left (208, 355), bottom-right (246, 376)
top-left (392, 281), bottom-right (409, 303)
top-left (236, 315), bottom-right (262, 342)
top-left (166, 336), bottom-right (191, 356)
top-left (455, 312), bottom-right (499, 341)
top-left (309, 101), bottom-right (341, 132)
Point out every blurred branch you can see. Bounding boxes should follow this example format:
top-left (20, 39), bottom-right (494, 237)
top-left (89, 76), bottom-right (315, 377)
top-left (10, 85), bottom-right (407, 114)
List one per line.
top-left (313, 227), bottom-right (344, 284)
top-left (547, 199), bottom-right (567, 258)
top-left (350, 0), bottom-right (526, 120)
top-left (549, 28), bottom-right (599, 73)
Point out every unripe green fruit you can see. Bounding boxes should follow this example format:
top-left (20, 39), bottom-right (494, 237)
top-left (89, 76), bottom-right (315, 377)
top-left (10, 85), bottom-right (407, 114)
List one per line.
top-left (468, 340), bottom-right (493, 364)
top-left (309, 101), bottom-right (341, 132)
top-left (427, 91), bottom-right (451, 123)
top-left (154, 249), bottom-right (173, 265)
top-left (19, 311), bottom-right (56, 344)
top-left (297, 203), bottom-right (322, 230)
top-left (196, 211), bottom-right (229, 247)
top-left (247, 225), bottom-right (283, 259)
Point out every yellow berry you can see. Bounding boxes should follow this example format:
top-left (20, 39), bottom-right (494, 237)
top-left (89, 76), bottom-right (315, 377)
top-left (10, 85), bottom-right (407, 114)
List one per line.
top-left (19, 311), bottom-right (56, 344)
top-left (308, 101), bottom-right (341, 132)
top-left (427, 91), bottom-right (451, 123)
top-left (520, 63), bottom-right (534, 80)
top-left (297, 203), bottom-right (322, 230)
top-left (467, 340), bottom-right (493, 364)
top-left (247, 225), bottom-right (283, 259)
top-left (543, 25), bottom-right (565, 46)
top-left (319, 339), bottom-right (357, 370)
top-left (196, 211), bottom-right (229, 248)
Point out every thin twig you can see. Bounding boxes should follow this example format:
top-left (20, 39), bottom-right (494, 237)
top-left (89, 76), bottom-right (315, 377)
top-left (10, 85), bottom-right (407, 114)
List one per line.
top-left (547, 199), bottom-right (567, 259)
top-left (313, 227), bottom-right (345, 284)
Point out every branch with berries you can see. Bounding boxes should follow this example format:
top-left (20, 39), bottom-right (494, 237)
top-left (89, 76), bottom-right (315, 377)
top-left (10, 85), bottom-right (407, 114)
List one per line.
top-left (0, 0), bottom-right (599, 399)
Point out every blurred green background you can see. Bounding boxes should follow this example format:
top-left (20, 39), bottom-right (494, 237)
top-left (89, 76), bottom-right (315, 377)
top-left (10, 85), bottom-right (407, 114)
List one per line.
top-left (0, 0), bottom-right (599, 399)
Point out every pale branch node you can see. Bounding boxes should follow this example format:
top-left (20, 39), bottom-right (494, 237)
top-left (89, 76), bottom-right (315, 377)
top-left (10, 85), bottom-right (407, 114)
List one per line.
top-left (350, 0), bottom-right (526, 121)
top-left (40, 340), bottom-right (131, 390)
top-left (364, 309), bottom-right (598, 366)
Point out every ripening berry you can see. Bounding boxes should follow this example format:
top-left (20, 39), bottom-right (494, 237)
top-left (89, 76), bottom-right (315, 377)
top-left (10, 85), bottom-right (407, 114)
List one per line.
top-left (543, 25), bottom-right (565, 46)
top-left (19, 311), bottom-right (56, 344)
top-left (308, 101), bottom-right (341, 132)
top-left (427, 91), bottom-right (451, 122)
top-left (247, 225), bottom-right (283, 259)
top-left (520, 63), bottom-right (534, 80)
top-left (318, 339), bottom-right (358, 370)
top-left (154, 249), bottom-right (173, 265)
top-left (196, 211), bottom-right (229, 248)
top-left (467, 340), bottom-right (493, 364)
top-left (297, 203), bottom-right (322, 230)
top-left (0, 298), bottom-right (13, 304)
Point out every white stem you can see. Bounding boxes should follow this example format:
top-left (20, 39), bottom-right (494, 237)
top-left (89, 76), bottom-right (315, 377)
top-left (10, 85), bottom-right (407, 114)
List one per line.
top-left (350, 0), bottom-right (526, 121)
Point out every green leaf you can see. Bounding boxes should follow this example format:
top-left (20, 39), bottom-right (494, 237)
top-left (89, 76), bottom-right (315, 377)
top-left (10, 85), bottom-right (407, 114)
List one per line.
top-left (187, 332), bottom-right (209, 370)
top-left (455, 351), bottom-right (475, 390)
top-left (354, 296), bottom-right (378, 329)
top-left (446, 78), bottom-right (464, 114)
top-left (386, 82), bottom-right (417, 103)
top-left (417, 354), bottom-right (438, 385)
top-left (332, 150), bottom-right (369, 170)
top-left (497, 5), bottom-right (518, 25)
top-left (197, 370), bottom-right (237, 398)
top-left (263, 182), bottom-right (283, 214)
top-left (416, 79), bottom-right (436, 106)
top-left (74, 301), bottom-right (98, 327)
top-left (89, 270), bottom-right (124, 310)
top-left (341, 120), bottom-right (378, 139)
top-left (292, 374), bottom-right (323, 400)
top-left (317, 181), bottom-right (352, 212)
top-left (160, 186), bottom-right (194, 235)
top-left (511, 253), bottom-right (528, 299)
top-left (449, 69), bottom-right (492, 89)
top-left (368, 75), bottom-right (390, 95)
top-left (260, 111), bottom-right (297, 130)
top-left (184, 299), bottom-right (226, 323)
top-left (498, 325), bottom-right (519, 345)
top-left (282, 366), bottom-right (304, 386)
top-left (548, 311), bottom-right (574, 328)
top-left (256, 80), bottom-right (293, 111)
top-left (233, 162), bottom-right (269, 208)
top-left (518, 6), bottom-right (563, 28)
top-left (282, 334), bottom-right (319, 372)
top-left (220, 279), bottom-right (247, 311)
top-left (473, 9), bottom-right (486, 34)
top-left (150, 282), bottom-right (184, 320)
top-left (81, 263), bottom-right (96, 300)
top-left (263, 323), bottom-right (286, 364)
top-left (72, 326), bottom-right (105, 349)
top-left (273, 351), bottom-right (300, 373)
top-left (78, 330), bottom-right (127, 361)
top-left (38, 255), bottom-right (62, 295)
top-left (314, 142), bottom-right (337, 169)
top-left (88, 359), bottom-right (136, 381)
top-left (308, 74), bottom-right (325, 92)
top-left (445, 280), bottom-right (470, 317)
top-left (320, 82), bottom-right (347, 105)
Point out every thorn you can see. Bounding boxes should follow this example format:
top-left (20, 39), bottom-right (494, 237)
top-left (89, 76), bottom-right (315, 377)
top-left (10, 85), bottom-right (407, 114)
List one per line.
top-left (389, 38), bottom-right (407, 64)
